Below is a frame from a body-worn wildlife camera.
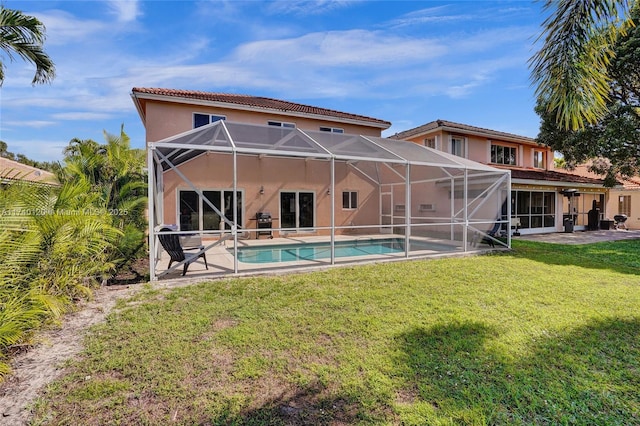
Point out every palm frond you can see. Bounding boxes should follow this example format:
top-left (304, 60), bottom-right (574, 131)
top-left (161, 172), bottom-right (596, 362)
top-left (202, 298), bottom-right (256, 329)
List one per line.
top-left (530, 0), bottom-right (633, 130)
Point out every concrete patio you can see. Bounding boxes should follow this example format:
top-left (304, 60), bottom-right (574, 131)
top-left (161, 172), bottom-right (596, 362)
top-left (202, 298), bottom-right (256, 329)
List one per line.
top-left (515, 229), bottom-right (640, 245)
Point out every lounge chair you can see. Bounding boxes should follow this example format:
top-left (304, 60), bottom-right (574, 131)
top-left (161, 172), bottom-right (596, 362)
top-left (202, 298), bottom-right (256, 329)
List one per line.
top-left (157, 227), bottom-right (208, 276)
top-left (475, 221), bottom-right (501, 248)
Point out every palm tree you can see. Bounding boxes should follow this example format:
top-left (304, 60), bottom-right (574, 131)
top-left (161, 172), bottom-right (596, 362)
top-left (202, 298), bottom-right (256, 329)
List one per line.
top-left (59, 127), bottom-right (148, 271)
top-left (0, 6), bottom-right (55, 86)
top-left (530, 0), bottom-right (633, 131)
top-left (0, 175), bottom-right (121, 378)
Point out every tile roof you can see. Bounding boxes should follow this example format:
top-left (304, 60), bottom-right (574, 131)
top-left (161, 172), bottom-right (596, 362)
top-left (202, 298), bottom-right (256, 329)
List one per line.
top-left (0, 157), bottom-right (57, 184)
top-left (390, 119), bottom-right (536, 143)
top-left (570, 164), bottom-right (639, 189)
top-left (509, 167), bottom-right (606, 186)
top-left (131, 87), bottom-right (391, 128)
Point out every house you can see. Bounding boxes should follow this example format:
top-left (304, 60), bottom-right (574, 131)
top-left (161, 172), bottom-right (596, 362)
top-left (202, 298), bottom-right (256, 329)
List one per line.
top-left (131, 87), bottom-right (392, 141)
top-left (132, 89), bottom-right (510, 279)
top-left (390, 119), bottom-right (609, 234)
top-left (131, 87), bottom-right (394, 237)
top-left (570, 164), bottom-right (640, 230)
top-left (0, 157), bottom-right (56, 185)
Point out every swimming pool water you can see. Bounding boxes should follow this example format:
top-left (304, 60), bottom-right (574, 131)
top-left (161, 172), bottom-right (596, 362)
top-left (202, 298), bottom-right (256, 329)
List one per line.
top-left (233, 238), bottom-right (455, 264)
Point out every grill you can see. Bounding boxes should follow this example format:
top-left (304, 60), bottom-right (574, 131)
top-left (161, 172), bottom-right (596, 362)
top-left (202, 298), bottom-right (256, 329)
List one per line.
top-left (614, 214), bottom-right (628, 230)
top-left (256, 212), bottom-right (273, 239)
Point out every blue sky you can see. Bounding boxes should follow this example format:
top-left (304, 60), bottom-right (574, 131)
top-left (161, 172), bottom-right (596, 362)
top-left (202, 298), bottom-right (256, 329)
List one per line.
top-left (1, 0), bottom-right (546, 162)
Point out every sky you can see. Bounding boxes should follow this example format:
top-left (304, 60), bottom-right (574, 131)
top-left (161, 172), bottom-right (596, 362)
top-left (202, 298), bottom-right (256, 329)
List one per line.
top-left (0, 0), bottom-right (547, 162)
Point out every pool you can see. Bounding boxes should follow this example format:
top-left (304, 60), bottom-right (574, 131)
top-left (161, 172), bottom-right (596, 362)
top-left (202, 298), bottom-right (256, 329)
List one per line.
top-left (233, 238), bottom-right (457, 264)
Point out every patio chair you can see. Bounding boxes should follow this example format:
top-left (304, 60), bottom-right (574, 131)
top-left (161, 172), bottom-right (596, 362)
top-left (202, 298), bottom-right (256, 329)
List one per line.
top-left (475, 221), bottom-right (501, 248)
top-left (157, 227), bottom-right (208, 276)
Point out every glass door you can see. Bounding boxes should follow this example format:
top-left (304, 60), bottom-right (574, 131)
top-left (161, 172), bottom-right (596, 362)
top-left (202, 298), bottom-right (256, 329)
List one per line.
top-left (179, 190), bottom-right (243, 232)
top-left (280, 191), bottom-right (315, 230)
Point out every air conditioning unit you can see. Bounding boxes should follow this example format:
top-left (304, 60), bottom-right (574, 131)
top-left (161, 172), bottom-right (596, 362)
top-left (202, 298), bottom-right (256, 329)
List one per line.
top-left (419, 203), bottom-right (436, 212)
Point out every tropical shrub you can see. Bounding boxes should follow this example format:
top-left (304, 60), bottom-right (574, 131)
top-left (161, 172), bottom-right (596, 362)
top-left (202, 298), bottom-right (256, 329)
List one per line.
top-left (0, 174), bottom-right (122, 376)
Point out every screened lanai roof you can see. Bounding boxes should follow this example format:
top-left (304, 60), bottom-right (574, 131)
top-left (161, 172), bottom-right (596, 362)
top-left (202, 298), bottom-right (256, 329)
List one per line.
top-left (152, 120), bottom-right (503, 173)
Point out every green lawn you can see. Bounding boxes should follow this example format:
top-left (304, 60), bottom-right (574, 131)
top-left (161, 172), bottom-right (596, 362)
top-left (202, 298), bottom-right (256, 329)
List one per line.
top-left (32, 240), bottom-right (640, 425)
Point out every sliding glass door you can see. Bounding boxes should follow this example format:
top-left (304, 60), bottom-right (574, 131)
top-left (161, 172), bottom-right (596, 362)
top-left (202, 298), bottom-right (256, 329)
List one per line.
top-left (179, 190), bottom-right (243, 231)
top-left (280, 191), bottom-right (314, 230)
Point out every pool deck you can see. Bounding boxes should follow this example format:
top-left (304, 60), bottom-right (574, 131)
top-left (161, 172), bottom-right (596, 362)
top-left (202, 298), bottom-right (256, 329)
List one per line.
top-left (515, 229), bottom-right (640, 245)
top-left (154, 229), bottom-right (640, 282)
top-left (154, 233), bottom-right (497, 281)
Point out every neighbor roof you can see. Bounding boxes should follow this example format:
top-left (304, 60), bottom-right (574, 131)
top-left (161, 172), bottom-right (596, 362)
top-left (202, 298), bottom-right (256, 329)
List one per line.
top-left (0, 157), bottom-right (57, 184)
top-left (131, 87), bottom-right (391, 129)
top-left (390, 119), bottom-right (537, 145)
top-left (509, 167), bottom-right (606, 186)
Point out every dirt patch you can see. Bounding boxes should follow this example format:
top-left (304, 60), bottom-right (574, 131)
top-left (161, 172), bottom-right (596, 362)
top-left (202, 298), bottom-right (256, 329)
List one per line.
top-left (108, 257), bottom-right (149, 285)
top-left (0, 284), bottom-right (139, 425)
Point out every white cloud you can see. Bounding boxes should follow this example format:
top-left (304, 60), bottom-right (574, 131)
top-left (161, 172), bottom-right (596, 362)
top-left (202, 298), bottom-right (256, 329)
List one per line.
top-left (106, 0), bottom-right (141, 23)
top-left (3, 139), bottom-right (68, 162)
top-left (388, 6), bottom-right (473, 27)
top-left (233, 30), bottom-right (447, 68)
top-left (51, 112), bottom-right (114, 121)
top-left (266, 0), bottom-right (355, 16)
top-left (31, 10), bottom-right (107, 45)
top-left (3, 120), bottom-right (57, 129)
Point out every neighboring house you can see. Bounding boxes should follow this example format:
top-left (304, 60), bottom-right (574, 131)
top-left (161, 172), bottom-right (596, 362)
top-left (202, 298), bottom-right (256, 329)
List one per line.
top-left (390, 119), bottom-right (609, 234)
top-left (571, 164), bottom-right (640, 230)
top-left (0, 157), bottom-right (56, 185)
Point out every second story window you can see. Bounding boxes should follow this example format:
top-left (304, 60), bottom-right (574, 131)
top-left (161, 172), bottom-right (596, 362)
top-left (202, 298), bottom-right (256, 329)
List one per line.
top-left (451, 136), bottom-right (466, 157)
top-left (424, 137), bottom-right (436, 149)
top-left (320, 126), bottom-right (344, 133)
top-left (491, 144), bottom-right (517, 166)
top-left (193, 113), bottom-right (226, 128)
top-left (533, 150), bottom-right (545, 169)
top-left (268, 121), bottom-right (295, 128)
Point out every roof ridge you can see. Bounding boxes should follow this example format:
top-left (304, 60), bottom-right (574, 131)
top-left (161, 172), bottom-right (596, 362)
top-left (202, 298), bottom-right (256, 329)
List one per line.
top-left (131, 87), bottom-right (391, 127)
top-left (391, 118), bottom-right (535, 142)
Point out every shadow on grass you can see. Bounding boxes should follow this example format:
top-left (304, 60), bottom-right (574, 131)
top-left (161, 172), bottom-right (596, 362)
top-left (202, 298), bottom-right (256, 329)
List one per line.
top-left (211, 382), bottom-right (367, 425)
top-left (510, 239), bottom-right (640, 276)
top-left (396, 317), bottom-right (640, 424)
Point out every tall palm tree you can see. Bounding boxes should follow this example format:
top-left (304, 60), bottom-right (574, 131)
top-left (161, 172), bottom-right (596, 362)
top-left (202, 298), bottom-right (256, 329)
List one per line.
top-left (530, 0), bottom-right (634, 131)
top-left (0, 6), bottom-right (55, 86)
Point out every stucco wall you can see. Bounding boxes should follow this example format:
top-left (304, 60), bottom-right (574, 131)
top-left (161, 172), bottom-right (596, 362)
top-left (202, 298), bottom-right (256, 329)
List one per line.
top-left (161, 154), bottom-right (380, 237)
top-left (144, 101), bottom-right (384, 143)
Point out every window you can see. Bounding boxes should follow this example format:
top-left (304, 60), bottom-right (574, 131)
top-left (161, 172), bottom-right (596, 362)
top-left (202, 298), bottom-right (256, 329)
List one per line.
top-left (424, 137), bottom-right (436, 149)
top-left (280, 191), bottom-right (314, 230)
top-left (268, 121), bottom-right (295, 128)
top-left (534, 150), bottom-right (545, 169)
top-left (512, 190), bottom-right (555, 229)
top-left (619, 195), bottom-right (631, 217)
top-left (491, 144), bottom-right (517, 165)
top-left (193, 113), bottom-right (226, 128)
top-left (179, 190), bottom-right (242, 231)
top-left (320, 126), bottom-right (344, 133)
top-left (451, 136), bottom-right (465, 157)
top-left (342, 191), bottom-right (358, 209)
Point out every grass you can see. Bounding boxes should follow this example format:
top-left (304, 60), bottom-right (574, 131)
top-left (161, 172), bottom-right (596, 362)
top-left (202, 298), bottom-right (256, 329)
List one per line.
top-left (31, 239), bottom-right (640, 425)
